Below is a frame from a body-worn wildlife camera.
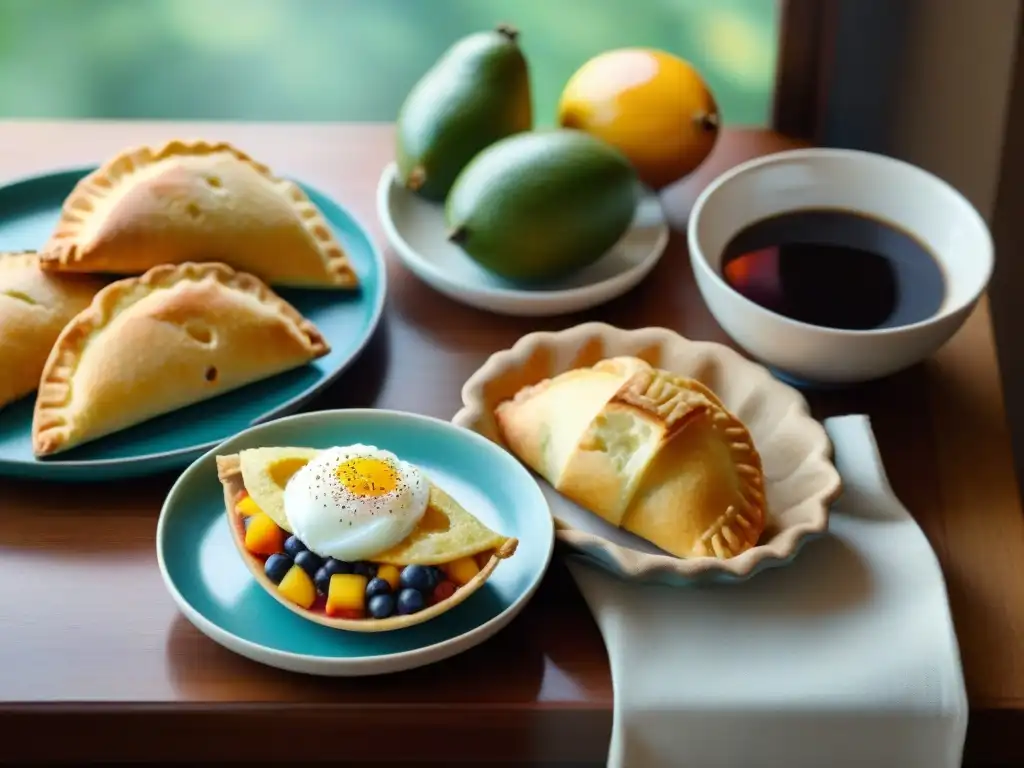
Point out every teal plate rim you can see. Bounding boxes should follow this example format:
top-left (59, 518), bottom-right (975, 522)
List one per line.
top-left (155, 408), bottom-right (556, 675)
top-left (0, 166), bottom-right (387, 478)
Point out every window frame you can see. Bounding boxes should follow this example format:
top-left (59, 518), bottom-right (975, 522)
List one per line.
top-left (772, 0), bottom-right (839, 142)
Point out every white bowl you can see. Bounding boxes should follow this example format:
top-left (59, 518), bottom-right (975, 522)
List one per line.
top-left (376, 163), bottom-right (669, 317)
top-left (687, 148), bottom-right (994, 385)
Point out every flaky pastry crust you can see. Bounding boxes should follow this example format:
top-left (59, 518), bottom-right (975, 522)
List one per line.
top-left (495, 356), bottom-right (767, 559)
top-left (40, 139), bottom-right (358, 288)
top-left (32, 262), bottom-right (329, 457)
top-left (0, 251), bottom-right (106, 409)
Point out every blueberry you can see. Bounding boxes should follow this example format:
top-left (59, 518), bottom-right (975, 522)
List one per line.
top-left (365, 577), bottom-right (391, 598)
top-left (264, 553), bottom-right (292, 584)
top-left (400, 564), bottom-right (434, 593)
top-left (327, 558), bottom-right (353, 575)
top-left (352, 561), bottom-right (377, 578)
top-left (430, 566), bottom-right (446, 586)
top-left (396, 587), bottom-right (425, 615)
top-left (314, 558), bottom-right (351, 595)
top-left (283, 535), bottom-right (307, 557)
top-left (294, 549), bottom-right (323, 578)
top-left (368, 593), bottom-right (395, 619)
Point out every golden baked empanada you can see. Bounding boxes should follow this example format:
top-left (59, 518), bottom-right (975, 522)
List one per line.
top-left (0, 251), bottom-right (105, 409)
top-left (495, 356), bottom-right (766, 559)
top-left (40, 140), bottom-right (358, 289)
top-left (33, 262), bottom-right (330, 457)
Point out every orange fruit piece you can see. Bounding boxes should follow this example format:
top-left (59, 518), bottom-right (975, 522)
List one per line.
top-left (243, 512), bottom-right (285, 556)
top-left (558, 48), bottom-right (720, 190)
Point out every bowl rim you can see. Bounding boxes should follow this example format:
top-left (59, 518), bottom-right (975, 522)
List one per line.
top-left (453, 322), bottom-right (844, 582)
top-left (155, 408), bottom-right (555, 668)
top-left (687, 146), bottom-right (995, 338)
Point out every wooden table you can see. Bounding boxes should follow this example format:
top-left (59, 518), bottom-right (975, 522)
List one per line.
top-left (1, 122), bottom-right (1022, 767)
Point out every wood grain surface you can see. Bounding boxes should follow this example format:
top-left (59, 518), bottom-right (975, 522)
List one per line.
top-left (0, 122), bottom-right (1020, 766)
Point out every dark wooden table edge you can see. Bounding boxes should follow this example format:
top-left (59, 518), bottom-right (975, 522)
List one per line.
top-left (3, 702), bottom-right (1017, 766)
top-left (0, 702), bottom-right (613, 764)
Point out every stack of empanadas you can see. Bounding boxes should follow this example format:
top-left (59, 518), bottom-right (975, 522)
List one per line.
top-left (0, 251), bottom-right (106, 410)
top-left (495, 356), bottom-right (767, 559)
top-left (0, 139), bottom-right (360, 457)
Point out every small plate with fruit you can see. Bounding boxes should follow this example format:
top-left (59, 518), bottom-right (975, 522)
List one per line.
top-left (377, 148), bottom-right (669, 317)
top-left (156, 409), bottom-right (553, 675)
top-left (380, 26), bottom-right (719, 317)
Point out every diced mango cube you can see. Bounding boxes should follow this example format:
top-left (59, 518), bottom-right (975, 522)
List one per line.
top-left (376, 564), bottom-right (401, 591)
top-left (445, 556), bottom-right (480, 586)
top-left (277, 564), bottom-right (316, 609)
top-left (474, 550), bottom-right (493, 570)
top-left (244, 512), bottom-right (285, 556)
top-left (236, 496), bottom-right (262, 517)
top-left (327, 573), bottom-right (367, 617)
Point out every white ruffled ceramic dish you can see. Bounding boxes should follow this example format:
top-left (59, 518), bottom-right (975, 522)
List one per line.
top-left (452, 323), bottom-right (843, 585)
top-left (376, 163), bottom-right (669, 317)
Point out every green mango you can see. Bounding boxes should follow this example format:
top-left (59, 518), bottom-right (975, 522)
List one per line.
top-left (445, 130), bottom-right (640, 282)
top-left (395, 24), bottom-right (532, 202)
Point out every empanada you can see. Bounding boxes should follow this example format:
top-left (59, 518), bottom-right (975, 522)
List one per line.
top-left (40, 140), bottom-right (359, 289)
top-left (33, 262), bottom-right (330, 457)
top-left (495, 356), bottom-right (766, 559)
top-left (0, 251), bottom-right (105, 409)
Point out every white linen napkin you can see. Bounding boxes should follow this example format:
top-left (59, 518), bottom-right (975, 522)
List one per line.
top-left (567, 415), bottom-right (967, 768)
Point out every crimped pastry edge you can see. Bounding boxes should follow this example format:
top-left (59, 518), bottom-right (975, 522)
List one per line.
top-left (32, 261), bottom-right (330, 457)
top-left (40, 138), bottom-right (359, 288)
top-left (454, 322), bottom-right (842, 583)
top-left (609, 365), bottom-right (767, 557)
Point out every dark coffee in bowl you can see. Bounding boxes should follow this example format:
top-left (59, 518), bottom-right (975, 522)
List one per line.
top-left (720, 208), bottom-right (945, 330)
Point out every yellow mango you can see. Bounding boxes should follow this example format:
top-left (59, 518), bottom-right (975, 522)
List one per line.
top-left (445, 556), bottom-right (480, 586)
top-left (277, 565), bottom-right (316, 609)
top-left (327, 573), bottom-right (367, 615)
top-left (236, 496), bottom-right (262, 517)
top-left (376, 564), bottom-right (401, 591)
top-left (244, 512), bottom-right (285, 556)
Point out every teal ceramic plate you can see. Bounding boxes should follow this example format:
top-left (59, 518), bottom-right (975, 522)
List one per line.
top-left (156, 409), bottom-right (554, 676)
top-left (0, 168), bottom-right (386, 481)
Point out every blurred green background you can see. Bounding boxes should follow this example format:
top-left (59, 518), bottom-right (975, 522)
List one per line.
top-left (0, 0), bottom-right (778, 125)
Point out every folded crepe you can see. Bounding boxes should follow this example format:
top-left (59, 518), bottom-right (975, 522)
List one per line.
top-left (218, 448), bottom-right (517, 632)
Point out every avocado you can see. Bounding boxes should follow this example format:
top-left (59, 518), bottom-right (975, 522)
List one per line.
top-left (395, 24), bottom-right (532, 202)
top-left (445, 130), bottom-right (640, 282)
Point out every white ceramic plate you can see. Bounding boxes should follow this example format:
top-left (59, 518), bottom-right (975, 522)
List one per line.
top-left (376, 162), bottom-right (670, 317)
top-left (453, 323), bottom-right (842, 586)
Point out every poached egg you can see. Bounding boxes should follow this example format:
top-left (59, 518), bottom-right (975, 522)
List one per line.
top-left (282, 444), bottom-right (429, 562)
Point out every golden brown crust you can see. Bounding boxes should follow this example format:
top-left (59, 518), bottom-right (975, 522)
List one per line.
top-left (496, 355), bottom-right (768, 559)
top-left (0, 251), bottom-right (105, 409)
top-left (611, 367), bottom-right (717, 431)
top-left (495, 366), bottom-right (631, 488)
top-left (40, 139), bottom-right (358, 288)
top-left (32, 262), bottom-right (329, 456)
top-left (216, 453), bottom-right (517, 633)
